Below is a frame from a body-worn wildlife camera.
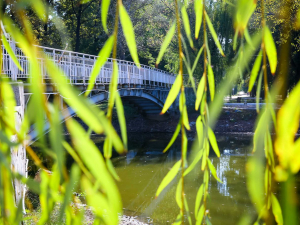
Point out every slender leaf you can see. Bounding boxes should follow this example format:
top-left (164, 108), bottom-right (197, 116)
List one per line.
top-left (161, 74), bottom-right (182, 114)
top-left (195, 76), bottom-right (205, 111)
top-left (192, 46), bottom-right (204, 74)
top-left (196, 205), bottom-right (205, 225)
top-left (207, 158), bottom-right (222, 182)
top-left (196, 116), bottom-right (204, 148)
top-left (184, 149), bottom-right (203, 176)
top-left (106, 159), bottom-right (120, 181)
top-left (194, 184), bottom-right (204, 217)
top-left (115, 92), bottom-right (127, 150)
top-left (256, 70), bottom-right (263, 113)
top-left (271, 194), bottom-right (283, 225)
top-left (264, 26), bottom-right (277, 75)
top-left (181, 6), bottom-right (194, 48)
top-left (1, 34), bottom-right (23, 71)
top-left (85, 35), bottom-right (114, 96)
top-left (207, 64), bottom-right (215, 101)
top-left (101, 0), bottom-right (111, 33)
top-left (205, 11), bottom-right (225, 56)
top-left (156, 22), bottom-right (176, 65)
top-left (119, 3), bottom-right (140, 67)
top-left (208, 127), bottom-right (220, 157)
top-left (163, 119), bottom-right (181, 153)
top-left (248, 50), bottom-right (262, 92)
top-left (156, 160), bottom-right (181, 198)
top-left (194, 0), bottom-right (203, 39)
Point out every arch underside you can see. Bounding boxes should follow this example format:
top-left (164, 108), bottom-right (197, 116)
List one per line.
top-left (29, 88), bottom-right (168, 143)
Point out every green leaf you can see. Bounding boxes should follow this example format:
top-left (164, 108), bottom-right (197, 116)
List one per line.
top-left (247, 158), bottom-right (265, 214)
top-left (196, 116), bottom-right (204, 148)
top-left (161, 74), bottom-right (182, 114)
top-left (176, 179), bottom-right (183, 209)
top-left (207, 158), bottom-right (222, 182)
top-left (192, 46), bottom-right (204, 74)
top-left (66, 119), bottom-right (122, 223)
top-left (1, 34), bottom-right (23, 71)
top-left (208, 127), bottom-right (220, 157)
top-left (101, 0), bottom-right (111, 33)
top-left (244, 28), bottom-right (254, 49)
top-left (163, 119), bottom-right (181, 153)
top-left (272, 194), bottom-right (283, 225)
top-left (156, 22), bottom-right (176, 65)
top-left (85, 35), bottom-right (114, 96)
top-left (194, 184), bottom-right (204, 217)
top-left (183, 105), bottom-right (190, 130)
top-left (182, 53), bottom-right (196, 93)
top-left (207, 64), bottom-right (215, 101)
top-left (205, 11), bottom-right (225, 56)
top-left (181, 6), bottom-right (194, 48)
top-left (233, 29), bottom-right (238, 51)
top-left (156, 160), bottom-right (181, 198)
top-left (115, 92), bottom-right (127, 150)
top-left (248, 50), bottom-right (262, 92)
top-left (264, 26), bottom-right (277, 75)
top-left (235, 0), bottom-right (256, 32)
top-left (196, 205), bottom-right (205, 225)
top-left (31, 0), bottom-right (46, 22)
top-left (119, 3), bottom-right (140, 67)
top-left (194, 0), bottom-right (203, 39)
top-left (195, 76), bottom-right (205, 110)
top-left (184, 149), bottom-right (203, 176)
top-left (256, 69), bottom-right (263, 113)
top-left (106, 159), bottom-right (120, 181)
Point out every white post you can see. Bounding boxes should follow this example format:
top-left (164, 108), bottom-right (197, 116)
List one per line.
top-left (11, 82), bottom-right (27, 213)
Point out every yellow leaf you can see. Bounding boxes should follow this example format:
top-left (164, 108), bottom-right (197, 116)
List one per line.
top-left (264, 26), bottom-right (277, 75)
top-left (194, 0), bottom-right (203, 39)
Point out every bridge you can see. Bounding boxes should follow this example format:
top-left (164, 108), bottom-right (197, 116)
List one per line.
top-left (1, 26), bottom-right (177, 115)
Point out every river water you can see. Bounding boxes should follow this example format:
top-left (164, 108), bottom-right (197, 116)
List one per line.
top-left (94, 133), bottom-right (256, 224)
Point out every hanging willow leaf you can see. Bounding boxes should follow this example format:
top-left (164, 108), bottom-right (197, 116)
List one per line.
top-left (244, 28), bottom-right (254, 49)
top-left (161, 74), bottom-right (182, 114)
top-left (175, 178), bottom-right (183, 209)
top-left (256, 70), bottom-right (263, 113)
top-left (184, 149), bottom-right (203, 176)
top-left (208, 127), bottom-right (220, 157)
top-left (101, 0), bottom-right (111, 33)
top-left (195, 76), bottom-right (205, 111)
top-left (271, 194), bottom-right (283, 225)
top-left (156, 22), bottom-right (176, 66)
top-left (85, 35), bottom-right (114, 96)
top-left (196, 116), bottom-right (204, 148)
top-left (207, 64), bottom-right (215, 101)
top-left (196, 205), bottom-right (205, 225)
top-left (248, 50), bottom-right (262, 92)
top-left (205, 11), bottom-right (225, 56)
top-left (192, 46), bottom-right (204, 74)
top-left (156, 160), bottom-right (181, 198)
top-left (119, 3), bottom-right (140, 67)
top-left (235, 0), bottom-right (256, 32)
top-left (163, 119), bottom-right (181, 153)
top-left (194, 0), bottom-right (203, 39)
top-left (233, 29), bottom-right (239, 51)
top-left (207, 158), bottom-right (222, 182)
top-left (264, 26), bottom-right (277, 75)
top-left (1, 34), bottom-right (23, 71)
top-left (194, 184), bottom-right (204, 217)
top-left (115, 92), bottom-right (127, 150)
top-left (183, 105), bottom-right (190, 130)
top-left (181, 6), bottom-right (194, 48)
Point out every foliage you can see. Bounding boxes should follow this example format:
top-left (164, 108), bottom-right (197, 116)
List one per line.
top-left (0, 0), bottom-right (300, 225)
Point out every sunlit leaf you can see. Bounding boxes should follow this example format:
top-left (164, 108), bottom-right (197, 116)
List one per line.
top-left (181, 6), bottom-right (194, 48)
top-left (194, 184), bottom-right (203, 217)
top-left (85, 35), bottom-right (114, 96)
top-left (1, 34), bottom-right (23, 71)
top-left (101, 0), bottom-right (111, 33)
top-left (106, 159), bottom-right (120, 181)
top-left (161, 74), bottom-right (182, 114)
top-left (183, 105), bottom-right (190, 130)
top-left (248, 50), bottom-right (262, 92)
top-left (156, 22), bottom-right (176, 66)
top-left (244, 28), bottom-right (253, 49)
top-left (233, 29), bottom-right (238, 51)
top-left (208, 127), bottom-right (220, 157)
top-left (194, 0), bottom-right (203, 39)
top-left (235, 0), bottom-right (256, 32)
top-left (176, 178), bottom-right (183, 209)
top-left (192, 46), bottom-right (204, 74)
top-left (115, 92), bottom-right (127, 150)
top-left (163, 119), bottom-right (181, 153)
top-left (207, 64), bottom-right (215, 101)
top-left (184, 149), bottom-right (203, 176)
top-left (196, 116), bottom-right (204, 148)
top-left (256, 70), bottom-right (263, 113)
top-left (156, 160), bottom-right (181, 198)
top-left (119, 3), bottom-right (140, 67)
top-left (264, 26), bottom-right (277, 75)
top-left (207, 158), bottom-right (222, 182)
top-left (196, 205), bottom-right (205, 225)
top-left (271, 194), bottom-right (283, 225)
top-left (195, 76), bottom-right (205, 111)
top-left (205, 11), bottom-right (225, 56)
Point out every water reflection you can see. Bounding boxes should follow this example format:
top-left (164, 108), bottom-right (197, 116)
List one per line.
top-left (105, 134), bottom-right (256, 224)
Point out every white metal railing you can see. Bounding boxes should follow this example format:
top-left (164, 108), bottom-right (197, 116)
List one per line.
top-left (1, 27), bottom-right (176, 87)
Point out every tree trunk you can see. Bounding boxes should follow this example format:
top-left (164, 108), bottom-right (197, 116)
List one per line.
top-left (75, 4), bottom-right (83, 52)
